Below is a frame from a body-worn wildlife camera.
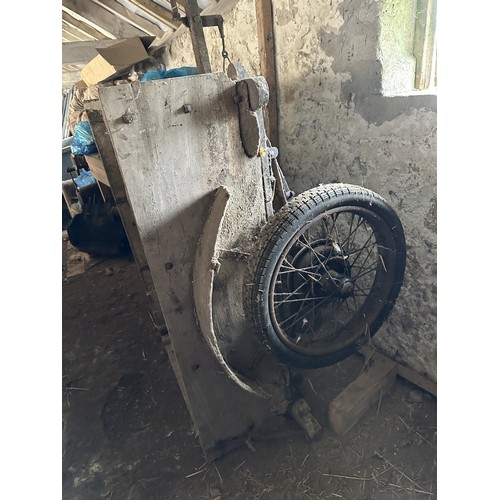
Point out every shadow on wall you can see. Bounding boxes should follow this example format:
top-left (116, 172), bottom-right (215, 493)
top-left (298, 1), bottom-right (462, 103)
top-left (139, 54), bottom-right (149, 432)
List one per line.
top-left (272, 0), bottom-right (437, 381)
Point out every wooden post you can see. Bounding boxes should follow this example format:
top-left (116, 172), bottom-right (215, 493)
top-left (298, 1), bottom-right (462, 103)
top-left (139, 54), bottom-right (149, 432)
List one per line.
top-left (256, 0), bottom-right (279, 148)
top-left (184, 0), bottom-right (212, 74)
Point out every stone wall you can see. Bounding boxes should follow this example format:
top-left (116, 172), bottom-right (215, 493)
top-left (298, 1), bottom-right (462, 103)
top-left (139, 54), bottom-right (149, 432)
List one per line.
top-left (273, 0), bottom-right (437, 381)
top-left (159, 0), bottom-right (437, 381)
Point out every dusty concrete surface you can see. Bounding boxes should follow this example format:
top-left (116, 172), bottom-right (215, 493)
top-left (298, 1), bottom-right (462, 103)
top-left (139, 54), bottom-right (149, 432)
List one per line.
top-left (62, 236), bottom-right (437, 499)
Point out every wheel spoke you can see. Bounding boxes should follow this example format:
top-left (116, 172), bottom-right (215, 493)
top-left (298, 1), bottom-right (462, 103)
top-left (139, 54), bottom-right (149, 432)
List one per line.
top-left (352, 263), bottom-right (379, 280)
top-left (274, 276), bottom-right (313, 306)
top-left (279, 260), bottom-right (323, 283)
top-left (277, 292), bottom-right (333, 332)
top-left (277, 285), bottom-right (314, 327)
top-left (342, 213), bottom-right (364, 254)
top-left (348, 231), bottom-right (377, 270)
top-left (296, 235), bottom-right (335, 280)
top-left (275, 295), bottom-right (330, 305)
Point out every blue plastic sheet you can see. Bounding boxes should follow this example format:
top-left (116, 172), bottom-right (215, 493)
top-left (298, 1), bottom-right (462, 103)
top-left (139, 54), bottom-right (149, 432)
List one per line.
top-left (141, 67), bottom-right (198, 81)
top-left (74, 169), bottom-right (96, 188)
top-left (71, 121), bottom-right (97, 155)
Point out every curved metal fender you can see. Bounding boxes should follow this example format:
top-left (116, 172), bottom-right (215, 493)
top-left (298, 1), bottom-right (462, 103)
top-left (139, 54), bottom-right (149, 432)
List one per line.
top-left (193, 185), bottom-right (269, 398)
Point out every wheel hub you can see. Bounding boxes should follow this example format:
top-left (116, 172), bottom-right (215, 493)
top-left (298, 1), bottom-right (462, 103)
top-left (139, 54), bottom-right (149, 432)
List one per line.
top-left (318, 267), bottom-right (354, 297)
top-left (291, 241), bottom-right (354, 298)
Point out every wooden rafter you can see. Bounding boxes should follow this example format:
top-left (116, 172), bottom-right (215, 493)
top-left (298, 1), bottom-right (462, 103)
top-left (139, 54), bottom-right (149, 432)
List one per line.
top-left (127, 0), bottom-right (180, 30)
top-left (62, 5), bottom-right (117, 39)
top-left (62, 28), bottom-right (84, 43)
top-left (62, 11), bottom-right (109, 41)
top-left (62, 0), bottom-right (146, 39)
top-left (90, 0), bottom-right (165, 37)
top-left (62, 20), bottom-right (97, 41)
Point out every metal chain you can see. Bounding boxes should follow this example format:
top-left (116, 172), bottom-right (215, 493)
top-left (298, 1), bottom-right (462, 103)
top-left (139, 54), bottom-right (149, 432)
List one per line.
top-left (220, 25), bottom-right (232, 73)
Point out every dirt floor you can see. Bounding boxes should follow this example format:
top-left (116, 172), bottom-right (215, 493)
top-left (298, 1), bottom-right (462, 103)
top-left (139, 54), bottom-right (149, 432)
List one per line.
top-left (62, 233), bottom-right (437, 500)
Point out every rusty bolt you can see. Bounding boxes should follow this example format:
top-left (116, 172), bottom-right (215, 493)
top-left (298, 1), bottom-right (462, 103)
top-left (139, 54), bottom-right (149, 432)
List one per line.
top-left (121, 113), bottom-right (134, 124)
top-left (183, 104), bottom-right (192, 113)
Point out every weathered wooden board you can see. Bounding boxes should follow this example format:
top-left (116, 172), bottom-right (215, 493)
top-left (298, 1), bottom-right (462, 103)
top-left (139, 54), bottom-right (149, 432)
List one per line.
top-left (97, 73), bottom-right (289, 458)
top-left (86, 101), bottom-right (167, 333)
top-left (329, 351), bottom-right (398, 435)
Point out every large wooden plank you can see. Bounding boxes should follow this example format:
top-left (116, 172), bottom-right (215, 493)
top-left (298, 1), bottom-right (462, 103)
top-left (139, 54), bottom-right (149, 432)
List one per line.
top-left (414, 0), bottom-right (437, 90)
top-left (97, 74), bottom-right (289, 458)
top-left (398, 364), bottom-right (437, 397)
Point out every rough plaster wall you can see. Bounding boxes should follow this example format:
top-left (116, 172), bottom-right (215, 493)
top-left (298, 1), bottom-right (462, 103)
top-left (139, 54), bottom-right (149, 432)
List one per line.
top-left (157, 0), bottom-right (260, 75)
top-left (273, 0), bottom-right (437, 380)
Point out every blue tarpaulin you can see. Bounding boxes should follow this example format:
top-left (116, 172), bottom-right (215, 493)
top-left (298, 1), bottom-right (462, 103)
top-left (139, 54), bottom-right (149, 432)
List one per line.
top-left (141, 67), bottom-right (198, 81)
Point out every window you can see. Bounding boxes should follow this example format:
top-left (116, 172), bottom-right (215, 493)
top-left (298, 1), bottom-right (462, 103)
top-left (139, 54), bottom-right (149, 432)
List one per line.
top-left (379, 0), bottom-right (437, 95)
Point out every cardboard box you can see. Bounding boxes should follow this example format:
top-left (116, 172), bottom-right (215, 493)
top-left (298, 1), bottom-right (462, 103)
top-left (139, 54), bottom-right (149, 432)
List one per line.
top-left (74, 79), bottom-right (87, 89)
top-left (80, 36), bottom-right (155, 86)
top-left (84, 153), bottom-right (110, 187)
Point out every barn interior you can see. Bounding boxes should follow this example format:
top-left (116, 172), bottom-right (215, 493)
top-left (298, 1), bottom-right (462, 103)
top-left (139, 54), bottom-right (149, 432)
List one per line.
top-left (7, 0), bottom-right (493, 498)
top-left (58, 1), bottom-right (442, 498)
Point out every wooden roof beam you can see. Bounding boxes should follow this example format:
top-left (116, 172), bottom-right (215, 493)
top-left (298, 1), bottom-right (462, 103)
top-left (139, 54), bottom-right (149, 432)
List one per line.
top-left (90, 0), bottom-right (164, 37)
top-left (62, 20), bottom-right (97, 41)
top-left (62, 0), bottom-right (146, 39)
top-left (62, 10), bottom-right (109, 41)
top-left (62, 28), bottom-right (85, 43)
top-left (127, 0), bottom-right (180, 30)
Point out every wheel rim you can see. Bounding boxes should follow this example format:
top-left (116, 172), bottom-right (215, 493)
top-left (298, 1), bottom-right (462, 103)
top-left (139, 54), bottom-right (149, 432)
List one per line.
top-left (269, 205), bottom-right (399, 356)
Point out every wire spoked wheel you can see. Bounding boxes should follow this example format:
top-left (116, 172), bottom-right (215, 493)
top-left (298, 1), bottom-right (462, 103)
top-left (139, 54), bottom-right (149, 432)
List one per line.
top-left (248, 184), bottom-right (406, 369)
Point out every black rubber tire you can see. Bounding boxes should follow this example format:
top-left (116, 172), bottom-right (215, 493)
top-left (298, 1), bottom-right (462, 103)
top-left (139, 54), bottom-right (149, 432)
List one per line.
top-left (247, 183), bottom-right (406, 369)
